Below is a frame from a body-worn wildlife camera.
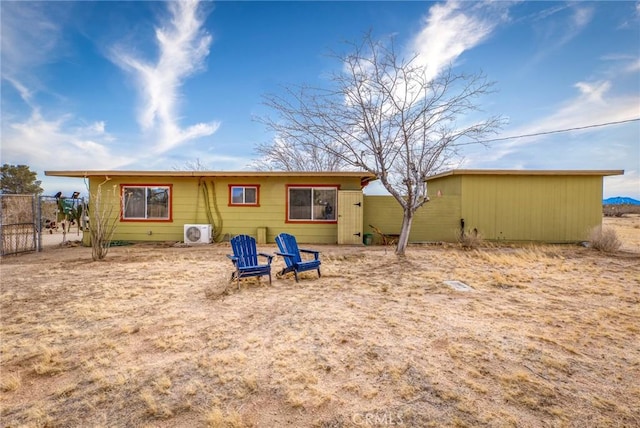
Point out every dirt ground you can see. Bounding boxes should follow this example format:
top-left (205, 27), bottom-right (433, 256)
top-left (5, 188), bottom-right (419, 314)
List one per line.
top-left (1, 216), bottom-right (639, 427)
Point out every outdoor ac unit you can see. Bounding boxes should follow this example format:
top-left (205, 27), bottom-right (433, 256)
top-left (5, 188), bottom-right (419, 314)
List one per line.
top-left (184, 224), bottom-right (212, 244)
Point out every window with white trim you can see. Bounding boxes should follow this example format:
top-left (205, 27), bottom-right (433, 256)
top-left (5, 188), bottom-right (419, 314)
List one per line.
top-left (122, 185), bottom-right (171, 220)
top-left (229, 185), bottom-right (259, 206)
top-left (288, 186), bottom-right (337, 221)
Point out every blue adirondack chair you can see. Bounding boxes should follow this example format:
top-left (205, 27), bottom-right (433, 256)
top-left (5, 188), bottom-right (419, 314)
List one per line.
top-left (275, 233), bottom-right (321, 282)
top-left (227, 235), bottom-right (273, 289)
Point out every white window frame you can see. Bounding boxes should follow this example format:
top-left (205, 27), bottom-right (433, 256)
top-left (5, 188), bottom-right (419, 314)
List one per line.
top-left (287, 185), bottom-right (337, 222)
top-left (121, 185), bottom-right (171, 221)
top-left (229, 185), bottom-right (260, 206)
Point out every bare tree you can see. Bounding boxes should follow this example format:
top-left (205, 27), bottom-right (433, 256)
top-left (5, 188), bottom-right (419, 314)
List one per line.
top-left (259, 33), bottom-right (503, 255)
top-left (172, 158), bottom-right (209, 171)
top-left (253, 138), bottom-right (349, 171)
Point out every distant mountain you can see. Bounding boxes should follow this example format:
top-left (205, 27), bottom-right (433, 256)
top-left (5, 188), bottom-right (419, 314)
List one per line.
top-left (603, 197), bottom-right (640, 205)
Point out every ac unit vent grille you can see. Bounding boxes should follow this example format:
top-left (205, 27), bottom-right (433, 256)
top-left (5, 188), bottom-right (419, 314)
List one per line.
top-left (183, 224), bottom-right (212, 244)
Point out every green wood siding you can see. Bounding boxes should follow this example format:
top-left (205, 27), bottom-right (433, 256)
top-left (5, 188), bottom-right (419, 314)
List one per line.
top-left (422, 175), bottom-right (463, 242)
top-left (89, 175), bottom-right (364, 244)
top-left (459, 175), bottom-right (603, 242)
top-left (363, 173), bottom-right (605, 244)
top-left (363, 191), bottom-right (460, 243)
top-left (363, 196), bottom-right (402, 238)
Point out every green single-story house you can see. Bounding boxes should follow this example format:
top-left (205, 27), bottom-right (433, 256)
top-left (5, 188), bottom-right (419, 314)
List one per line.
top-left (44, 170), bottom-right (376, 245)
top-left (45, 169), bottom-right (622, 245)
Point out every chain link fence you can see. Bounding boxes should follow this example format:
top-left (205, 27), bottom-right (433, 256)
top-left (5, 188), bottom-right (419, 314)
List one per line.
top-left (0, 194), bottom-right (37, 256)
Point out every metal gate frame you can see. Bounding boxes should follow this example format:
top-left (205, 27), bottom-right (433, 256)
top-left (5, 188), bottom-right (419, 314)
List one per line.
top-left (0, 194), bottom-right (86, 255)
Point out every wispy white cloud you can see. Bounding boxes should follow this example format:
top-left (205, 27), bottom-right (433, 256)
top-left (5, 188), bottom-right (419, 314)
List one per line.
top-left (410, 1), bottom-right (511, 81)
top-left (473, 79), bottom-right (638, 162)
top-left (625, 58), bottom-right (640, 73)
top-left (0, 2), bottom-right (130, 177)
top-left (616, 1), bottom-right (640, 29)
top-left (110, 0), bottom-right (220, 153)
top-left (529, 81), bottom-right (635, 131)
top-left (571, 6), bottom-right (594, 32)
top-left (0, 2), bottom-right (68, 103)
top-left (530, 4), bottom-right (594, 62)
top-left (344, 1), bottom-right (511, 128)
top-left (1, 0), bottom-right (222, 186)
top-left (1, 3), bottom-right (63, 72)
top-left (2, 76), bottom-right (34, 107)
top-left (2, 110), bottom-right (129, 171)
top-left (460, 72), bottom-right (639, 197)
top-left (572, 80), bottom-right (610, 103)
top-left (605, 170), bottom-right (640, 198)
top-left (0, 2), bottom-right (129, 181)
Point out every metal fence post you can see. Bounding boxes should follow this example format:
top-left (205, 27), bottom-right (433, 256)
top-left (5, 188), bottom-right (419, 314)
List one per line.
top-left (36, 195), bottom-right (42, 252)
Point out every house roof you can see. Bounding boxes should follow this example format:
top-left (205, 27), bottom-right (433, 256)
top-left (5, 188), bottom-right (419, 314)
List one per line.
top-left (44, 170), bottom-right (378, 184)
top-left (425, 169), bottom-right (624, 181)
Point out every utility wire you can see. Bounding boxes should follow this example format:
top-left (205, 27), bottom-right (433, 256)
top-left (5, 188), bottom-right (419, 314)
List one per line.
top-left (469, 118), bottom-right (640, 145)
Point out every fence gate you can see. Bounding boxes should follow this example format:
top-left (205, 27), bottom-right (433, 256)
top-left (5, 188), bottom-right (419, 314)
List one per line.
top-left (0, 194), bottom-right (37, 256)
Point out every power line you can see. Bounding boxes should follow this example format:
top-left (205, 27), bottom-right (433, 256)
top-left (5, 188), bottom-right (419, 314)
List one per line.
top-left (472, 118), bottom-right (640, 144)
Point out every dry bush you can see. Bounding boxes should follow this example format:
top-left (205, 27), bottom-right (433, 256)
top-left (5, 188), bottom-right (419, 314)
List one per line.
top-left (1, 195), bottom-right (36, 255)
top-left (0, 194), bottom-right (34, 224)
top-left (603, 204), bottom-right (640, 217)
top-left (88, 179), bottom-right (120, 260)
top-left (589, 226), bottom-right (622, 252)
top-left (458, 228), bottom-right (484, 249)
top-left (40, 199), bottom-right (59, 224)
top-left (204, 272), bottom-right (232, 299)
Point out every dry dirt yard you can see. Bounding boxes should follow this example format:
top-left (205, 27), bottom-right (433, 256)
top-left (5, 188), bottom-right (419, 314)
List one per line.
top-left (1, 217), bottom-right (639, 427)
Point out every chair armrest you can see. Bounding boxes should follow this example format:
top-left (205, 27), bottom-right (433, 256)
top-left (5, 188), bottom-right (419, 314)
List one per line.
top-left (300, 249), bottom-right (320, 260)
top-left (227, 254), bottom-right (239, 267)
top-left (258, 253), bottom-right (274, 264)
top-left (275, 251), bottom-right (296, 260)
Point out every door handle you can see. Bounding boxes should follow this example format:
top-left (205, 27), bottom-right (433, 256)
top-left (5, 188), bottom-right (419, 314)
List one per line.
top-left (353, 202), bottom-right (361, 207)
top-left (354, 232), bottom-right (361, 237)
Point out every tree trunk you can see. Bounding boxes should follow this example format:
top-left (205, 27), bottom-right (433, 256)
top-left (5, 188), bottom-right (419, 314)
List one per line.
top-left (395, 210), bottom-right (414, 256)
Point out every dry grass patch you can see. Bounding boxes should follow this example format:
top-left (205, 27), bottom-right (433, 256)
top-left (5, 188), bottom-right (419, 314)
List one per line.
top-left (1, 220), bottom-right (639, 426)
top-left (0, 372), bottom-right (21, 392)
top-left (203, 407), bottom-right (245, 428)
top-left (604, 214), bottom-right (640, 252)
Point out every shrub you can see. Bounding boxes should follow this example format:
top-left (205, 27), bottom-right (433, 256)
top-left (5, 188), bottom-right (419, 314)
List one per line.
top-left (588, 226), bottom-right (622, 252)
top-left (458, 228), bottom-right (484, 250)
top-left (603, 204), bottom-right (640, 217)
top-left (88, 179), bottom-right (120, 261)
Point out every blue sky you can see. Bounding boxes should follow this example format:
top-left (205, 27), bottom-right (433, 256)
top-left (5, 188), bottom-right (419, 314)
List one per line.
top-left (1, 1), bottom-right (639, 198)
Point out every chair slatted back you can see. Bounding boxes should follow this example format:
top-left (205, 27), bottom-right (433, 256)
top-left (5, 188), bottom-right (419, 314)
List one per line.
top-left (230, 235), bottom-right (259, 268)
top-left (275, 233), bottom-right (302, 267)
